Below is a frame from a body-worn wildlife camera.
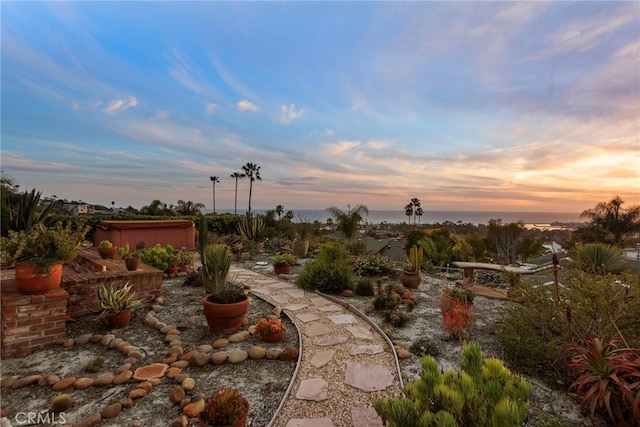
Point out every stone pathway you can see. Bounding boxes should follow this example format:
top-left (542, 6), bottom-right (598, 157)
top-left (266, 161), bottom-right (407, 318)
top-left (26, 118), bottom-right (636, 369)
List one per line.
top-left (230, 267), bottom-right (404, 427)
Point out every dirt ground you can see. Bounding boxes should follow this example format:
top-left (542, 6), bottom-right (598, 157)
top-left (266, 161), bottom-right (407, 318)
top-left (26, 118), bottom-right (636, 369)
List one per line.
top-left (1, 254), bottom-right (601, 427)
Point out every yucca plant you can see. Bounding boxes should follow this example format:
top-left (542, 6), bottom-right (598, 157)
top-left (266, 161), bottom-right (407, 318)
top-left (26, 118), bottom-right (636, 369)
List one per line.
top-left (565, 335), bottom-right (640, 425)
top-left (96, 282), bottom-right (143, 317)
top-left (570, 243), bottom-right (628, 275)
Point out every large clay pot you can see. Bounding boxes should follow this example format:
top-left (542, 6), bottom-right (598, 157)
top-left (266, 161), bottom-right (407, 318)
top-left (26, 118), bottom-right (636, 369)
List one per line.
top-left (125, 257), bottom-right (140, 271)
top-left (107, 308), bottom-right (132, 328)
top-left (439, 292), bottom-right (472, 316)
top-left (273, 264), bottom-right (291, 275)
top-left (197, 401), bottom-right (249, 427)
top-left (98, 246), bottom-right (118, 259)
top-left (14, 262), bottom-right (63, 294)
top-left (203, 295), bottom-right (249, 335)
top-left (399, 271), bottom-right (421, 289)
top-left (292, 240), bottom-right (309, 258)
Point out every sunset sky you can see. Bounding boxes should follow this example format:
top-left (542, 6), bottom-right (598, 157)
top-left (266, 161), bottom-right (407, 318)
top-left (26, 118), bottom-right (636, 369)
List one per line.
top-left (2, 2), bottom-right (639, 214)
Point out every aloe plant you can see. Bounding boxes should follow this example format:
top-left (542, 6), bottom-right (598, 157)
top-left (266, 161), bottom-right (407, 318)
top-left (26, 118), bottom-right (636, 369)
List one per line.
top-left (96, 282), bottom-right (142, 317)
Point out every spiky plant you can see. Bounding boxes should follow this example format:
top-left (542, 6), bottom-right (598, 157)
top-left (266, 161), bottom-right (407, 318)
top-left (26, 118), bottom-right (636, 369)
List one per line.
top-left (570, 243), bottom-right (628, 275)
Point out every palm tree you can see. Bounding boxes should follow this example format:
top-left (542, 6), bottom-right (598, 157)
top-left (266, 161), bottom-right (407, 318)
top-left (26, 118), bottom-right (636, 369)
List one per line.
top-left (415, 206), bottom-right (424, 224)
top-left (410, 198), bottom-right (421, 225)
top-left (241, 162), bottom-right (262, 215)
top-left (209, 176), bottom-right (220, 214)
top-left (404, 203), bottom-right (413, 223)
top-left (276, 205), bottom-right (284, 219)
top-left (326, 204), bottom-right (369, 241)
top-left (580, 196), bottom-right (640, 247)
top-left (230, 172), bottom-right (246, 215)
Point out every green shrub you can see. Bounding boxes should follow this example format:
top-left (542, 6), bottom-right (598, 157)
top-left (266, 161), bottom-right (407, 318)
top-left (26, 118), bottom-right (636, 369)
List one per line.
top-left (354, 254), bottom-right (396, 276)
top-left (375, 342), bottom-right (532, 427)
top-left (570, 243), bottom-right (628, 275)
top-left (355, 278), bottom-right (375, 296)
top-left (139, 243), bottom-right (173, 271)
top-left (346, 240), bottom-right (368, 256)
top-left (297, 242), bottom-right (354, 294)
top-left (497, 272), bottom-right (640, 382)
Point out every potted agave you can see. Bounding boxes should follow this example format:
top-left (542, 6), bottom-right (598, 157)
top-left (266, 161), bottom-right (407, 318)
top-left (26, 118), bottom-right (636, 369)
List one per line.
top-left (202, 243), bottom-right (249, 335)
top-left (399, 245), bottom-right (423, 289)
top-left (269, 253), bottom-right (296, 275)
top-left (0, 222), bottom-right (89, 294)
top-left (199, 388), bottom-right (249, 427)
top-left (255, 318), bottom-right (286, 342)
top-left (96, 282), bottom-right (143, 328)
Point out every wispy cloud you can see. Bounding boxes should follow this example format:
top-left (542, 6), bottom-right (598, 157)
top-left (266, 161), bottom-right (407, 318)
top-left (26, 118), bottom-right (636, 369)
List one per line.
top-left (278, 104), bottom-right (305, 125)
top-left (205, 102), bottom-right (218, 114)
top-left (104, 96), bottom-right (138, 113)
top-left (322, 140), bottom-right (361, 156)
top-left (237, 100), bottom-right (258, 112)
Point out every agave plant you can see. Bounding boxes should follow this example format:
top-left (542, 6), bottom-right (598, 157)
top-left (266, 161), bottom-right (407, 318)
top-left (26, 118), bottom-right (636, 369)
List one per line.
top-left (565, 335), bottom-right (640, 425)
top-left (96, 282), bottom-right (143, 317)
top-left (570, 243), bottom-right (628, 275)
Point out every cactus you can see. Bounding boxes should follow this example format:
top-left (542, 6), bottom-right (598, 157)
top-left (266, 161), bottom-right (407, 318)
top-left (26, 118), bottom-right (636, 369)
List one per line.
top-left (405, 245), bottom-right (423, 273)
top-left (51, 394), bottom-right (73, 413)
top-left (375, 342), bottom-right (532, 427)
top-left (198, 216), bottom-right (209, 260)
top-left (85, 356), bottom-right (105, 373)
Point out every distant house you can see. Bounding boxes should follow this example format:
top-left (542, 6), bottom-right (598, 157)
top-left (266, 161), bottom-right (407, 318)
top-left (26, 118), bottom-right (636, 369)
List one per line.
top-left (542, 241), bottom-right (565, 254)
top-left (63, 203), bottom-right (95, 215)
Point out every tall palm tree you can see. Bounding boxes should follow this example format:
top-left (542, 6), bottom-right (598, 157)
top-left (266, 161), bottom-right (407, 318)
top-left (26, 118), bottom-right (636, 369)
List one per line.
top-left (209, 176), bottom-right (220, 214)
top-left (410, 198), bottom-right (421, 225)
top-left (326, 204), bottom-right (369, 241)
top-left (230, 172), bottom-right (246, 215)
top-left (241, 162), bottom-right (262, 215)
top-left (404, 203), bottom-right (414, 223)
top-left (275, 205), bottom-right (284, 219)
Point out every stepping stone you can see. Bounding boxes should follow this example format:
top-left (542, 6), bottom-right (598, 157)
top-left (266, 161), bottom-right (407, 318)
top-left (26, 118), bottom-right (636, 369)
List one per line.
top-left (250, 287), bottom-right (271, 295)
top-left (344, 362), bottom-right (394, 392)
top-left (309, 297), bottom-right (328, 306)
top-left (350, 345), bottom-right (383, 355)
top-left (328, 314), bottom-right (357, 324)
top-left (286, 419), bottom-right (335, 427)
top-left (270, 283), bottom-right (294, 289)
top-left (296, 313), bottom-right (320, 323)
top-left (318, 304), bottom-right (344, 312)
top-left (346, 325), bottom-right (374, 340)
top-left (310, 350), bottom-right (335, 368)
top-left (314, 335), bottom-right (348, 346)
top-left (271, 294), bottom-right (290, 304)
top-left (282, 288), bottom-right (305, 298)
top-left (295, 378), bottom-right (328, 401)
top-left (284, 303), bottom-right (308, 311)
top-left (351, 406), bottom-right (383, 427)
top-left (304, 323), bottom-right (332, 337)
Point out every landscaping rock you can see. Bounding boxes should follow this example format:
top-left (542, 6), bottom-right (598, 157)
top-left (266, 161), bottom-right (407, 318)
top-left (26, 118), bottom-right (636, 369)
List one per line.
top-left (100, 402), bottom-right (122, 419)
top-left (113, 370), bottom-right (133, 385)
top-left (73, 377), bottom-right (95, 389)
top-left (280, 347), bottom-right (299, 361)
top-left (129, 388), bottom-right (148, 399)
top-left (73, 414), bottom-right (102, 427)
top-left (52, 376), bottom-right (76, 391)
top-left (169, 386), bottom-right (185, 405)
top-left (12, 374), bottom-right (43, 389)
top-left (211, 351), bottom-right (228, 365)
top-left (212, 338), bottom-right (229, 349)
top-left (228, 350), bottom-right (248, 363)
top-left (189, 352), bottom-right (210, 367)
top-left (248, 346), bottom-right (266, 359)
top-left (181, 377), bottom-right (196, 391)
top-left (228, 331), bottom-right (250, 343)
top-left (94, 374), bottom-right (115, 387)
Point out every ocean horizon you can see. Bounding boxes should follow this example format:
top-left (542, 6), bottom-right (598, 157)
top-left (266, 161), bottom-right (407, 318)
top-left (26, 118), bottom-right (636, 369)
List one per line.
top-left (203, 209), bottom-right (585, 227)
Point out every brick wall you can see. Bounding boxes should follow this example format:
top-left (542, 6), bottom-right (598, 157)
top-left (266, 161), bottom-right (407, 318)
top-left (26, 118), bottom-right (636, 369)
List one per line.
top-left (1, 248), bottom-right (164, 358)
top-left (1, 284), bottom-right (68, 358)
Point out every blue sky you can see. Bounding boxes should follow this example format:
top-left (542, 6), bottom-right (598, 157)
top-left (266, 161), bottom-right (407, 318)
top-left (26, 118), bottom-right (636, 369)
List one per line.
top-left (2, 1), bottom-right (639, 213)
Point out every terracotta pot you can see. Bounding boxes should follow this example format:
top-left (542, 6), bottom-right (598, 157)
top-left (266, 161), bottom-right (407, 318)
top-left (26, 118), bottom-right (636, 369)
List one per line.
top-left (107, 308), bottom-right (132, 328)
top-left (260, 330), bottom-right (285, 343)
top-left (166, 266), bottom-right (179, 275)
top-left (439, 292), bottom-right (472, 316)
top-left (14, 262), bottom-right (63, 294)
top-left (125, 257), bottom-right (140, 271)
top-left (98, 246), bottom-right (118, 259)
top-left (197, 402), bottom-right (249, 427)
top-left (292, 240), bottom-right (309, 258)
top-left (273, 264), bottom-right (291, 275)
top-left (399, 271), bottom-right (421, 289)
top-left (203, 295), bottom-right (249, 335)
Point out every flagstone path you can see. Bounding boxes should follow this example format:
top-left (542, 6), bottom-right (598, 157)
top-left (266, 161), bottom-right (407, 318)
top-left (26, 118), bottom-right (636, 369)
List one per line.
top-left (230, 267), bottom-right (404, 427)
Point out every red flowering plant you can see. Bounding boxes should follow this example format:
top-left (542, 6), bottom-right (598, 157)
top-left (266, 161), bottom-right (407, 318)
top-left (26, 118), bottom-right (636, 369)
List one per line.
top-left (255, 318), bottom-right (286, 336)
top-left (443, 303), bottom-right (475, 340)
top-left (564, 334), bottom-right (640, 425)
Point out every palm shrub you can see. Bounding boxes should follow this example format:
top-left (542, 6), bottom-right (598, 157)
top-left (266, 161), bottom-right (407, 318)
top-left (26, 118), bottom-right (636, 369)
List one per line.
top-left (374, 342), bottom-right (532, 426)
top-left (570, 243), bottom-right (628, 275)
top-left (297, 242), bottom-right (354, 294)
